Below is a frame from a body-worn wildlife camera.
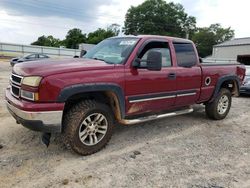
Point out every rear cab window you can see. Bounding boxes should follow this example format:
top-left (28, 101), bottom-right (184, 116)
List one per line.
top-left (173, 43), bottom-right (197, 67)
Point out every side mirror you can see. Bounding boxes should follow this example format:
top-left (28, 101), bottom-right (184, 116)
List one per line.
top-left (147, 51), bottom-right (162, 71)
top-left (132, 58), bottom-right (141, 67)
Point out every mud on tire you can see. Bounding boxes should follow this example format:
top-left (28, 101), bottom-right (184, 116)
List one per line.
top-left (63, 100), bottom-right (114, 156)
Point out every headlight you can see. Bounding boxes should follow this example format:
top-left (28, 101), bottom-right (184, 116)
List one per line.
top-left (22, 76), bottom-right (42, 87)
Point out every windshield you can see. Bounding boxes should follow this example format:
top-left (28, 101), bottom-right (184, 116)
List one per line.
top-left (24, 54), bottom-right (35, 59)
top-left (84, 37), bottom-right (139, 64)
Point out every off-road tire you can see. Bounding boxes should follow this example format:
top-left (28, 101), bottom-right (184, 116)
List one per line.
top-left (205, 88), bottom-right (232, 120)
top-left (63, 100), bottom-right (114, 155)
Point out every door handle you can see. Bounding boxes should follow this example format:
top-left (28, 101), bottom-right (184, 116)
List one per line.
top-left (168, 73), bottom-right (176, 80)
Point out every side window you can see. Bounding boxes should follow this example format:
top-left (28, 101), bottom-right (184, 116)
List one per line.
top-left (27, 54), bottom-right (35, 59)
top-left (173, 43), bottom-right (197, 67)
top-left (139, 41), bottom-right (172, 67)
top-left (39, 54), bottom-right (46, 58)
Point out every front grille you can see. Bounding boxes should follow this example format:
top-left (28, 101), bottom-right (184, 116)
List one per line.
top-left (11, 74), bottom-right (22, 86)
top-left (11, 85), bottom-right (20, 97)
top-left (10, 73), bottom-right (23, 98)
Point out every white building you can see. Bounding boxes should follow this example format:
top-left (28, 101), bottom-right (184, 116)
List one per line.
top-left (79, 43), bottom-right (95, 51)
top-left (212, 37), bottom-right (250, 63)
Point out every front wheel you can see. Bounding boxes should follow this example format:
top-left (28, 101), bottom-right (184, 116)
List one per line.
top-left (205, 88), bottom-right (232, 120)
top-left (63, 100), bottom-right (114, 155)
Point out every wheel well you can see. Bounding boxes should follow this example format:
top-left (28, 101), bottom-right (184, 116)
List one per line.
top-left (221, 79), bottom-right (239, 96)
top-left (63, 91), bottom-right (122, 121)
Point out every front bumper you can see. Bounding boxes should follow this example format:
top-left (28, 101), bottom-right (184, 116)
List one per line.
top-left (5, 88), bottom-right (64, 133)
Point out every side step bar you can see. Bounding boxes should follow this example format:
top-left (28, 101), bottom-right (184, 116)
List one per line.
top-left (122, 108), bottom-right (193, 125)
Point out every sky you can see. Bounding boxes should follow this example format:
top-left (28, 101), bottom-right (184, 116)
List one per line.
top-left (0, 0), bottom-right (249, 44)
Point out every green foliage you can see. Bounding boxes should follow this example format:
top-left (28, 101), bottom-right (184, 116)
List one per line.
top-left (31, 24), bottom-right (119, 48)
top-left (108, 23), bottom-right (120, 36)
top-left (63, 28), bottom-right (87, 49)
top-left (87, 28), bottom-right (117, 44)
top-left (192, 24), bottom-right (234, 57)
top-left (123, 0), bottom-right (196, 38)
top-left (31, 35), bottom-right (62, 47)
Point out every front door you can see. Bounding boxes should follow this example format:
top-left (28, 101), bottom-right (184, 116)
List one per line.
top-left (125, 40), bottom-right (177, 116)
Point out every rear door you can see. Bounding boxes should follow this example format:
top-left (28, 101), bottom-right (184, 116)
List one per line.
top-left (173, 42), bottom-right (202, 107)
top-left (125, 39), bottom-right (177, 116)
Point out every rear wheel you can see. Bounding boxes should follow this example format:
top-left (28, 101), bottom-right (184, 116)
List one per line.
top-left (63, 100), bottom-right (114, 155)
top-left (205, 88), bottom-right (232, 120)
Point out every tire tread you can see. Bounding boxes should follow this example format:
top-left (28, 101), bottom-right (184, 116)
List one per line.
top-left (205, 88), bottom-right (232, 120)
top-left (63, 100), bottom-right (114, 155)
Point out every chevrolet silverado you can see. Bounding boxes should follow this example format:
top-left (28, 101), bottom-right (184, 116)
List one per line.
top-left (5, 35), bottom-right (245, 155)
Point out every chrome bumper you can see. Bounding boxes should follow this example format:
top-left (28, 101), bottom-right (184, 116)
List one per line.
top-left (6, 101), bottom-right (63, 133)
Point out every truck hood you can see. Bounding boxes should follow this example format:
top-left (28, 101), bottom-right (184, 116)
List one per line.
top-left (13, 58), bottom-right (115, 77)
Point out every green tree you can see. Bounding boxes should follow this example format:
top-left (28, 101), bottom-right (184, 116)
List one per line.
top-left (31, 35), bottom-right (62, 47)
top-left (192, 24), bottom-right (234, 57)
top-left (209, 24), bottom-right (234, 43)
top-left (87, 27), bottom-right (117, 44)
top-left (108, 23), bottom-right (120, 36)
top-left (123, 0), bottom-right (196, 37)
top-left (63, 28), bottom-right (87, 49)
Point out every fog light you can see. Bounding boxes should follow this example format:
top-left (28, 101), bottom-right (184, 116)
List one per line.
top-left (21, 90), bottom-right (35, 101)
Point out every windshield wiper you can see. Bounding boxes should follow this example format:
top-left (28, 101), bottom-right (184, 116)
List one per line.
top-left (93, 57), bottom-right (113, 64)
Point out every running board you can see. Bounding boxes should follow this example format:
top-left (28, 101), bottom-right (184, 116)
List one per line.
top-left (122, 108), bottom-right (193, 125)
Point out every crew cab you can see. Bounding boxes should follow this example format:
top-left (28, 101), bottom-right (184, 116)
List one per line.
top-left (5, 35), bottom-right (245, 155)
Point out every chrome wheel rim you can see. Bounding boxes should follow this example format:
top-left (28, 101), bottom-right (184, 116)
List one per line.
top-left (217, 95), bottom-right (229, 115)
top-left (79, 113), bottom-right (108, 146)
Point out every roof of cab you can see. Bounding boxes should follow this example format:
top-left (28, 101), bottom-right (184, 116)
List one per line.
top-left (110, 35), bottom-right (192, 43)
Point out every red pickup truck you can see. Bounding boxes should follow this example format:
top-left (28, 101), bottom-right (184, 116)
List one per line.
top-left (5, 35), bottom-right (245, 155)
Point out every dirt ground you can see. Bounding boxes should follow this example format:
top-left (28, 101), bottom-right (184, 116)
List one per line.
top-left (0, 60), bottom-right (249, 188)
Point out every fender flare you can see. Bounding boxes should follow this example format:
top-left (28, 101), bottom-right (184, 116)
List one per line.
top-left (209, 75), bottom-right (240, 102)
top-left (57, 83), bottom-right (125, 118)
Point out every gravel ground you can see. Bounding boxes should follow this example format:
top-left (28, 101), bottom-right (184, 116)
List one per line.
top-left (0, 60), bottom-right (249, 188)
